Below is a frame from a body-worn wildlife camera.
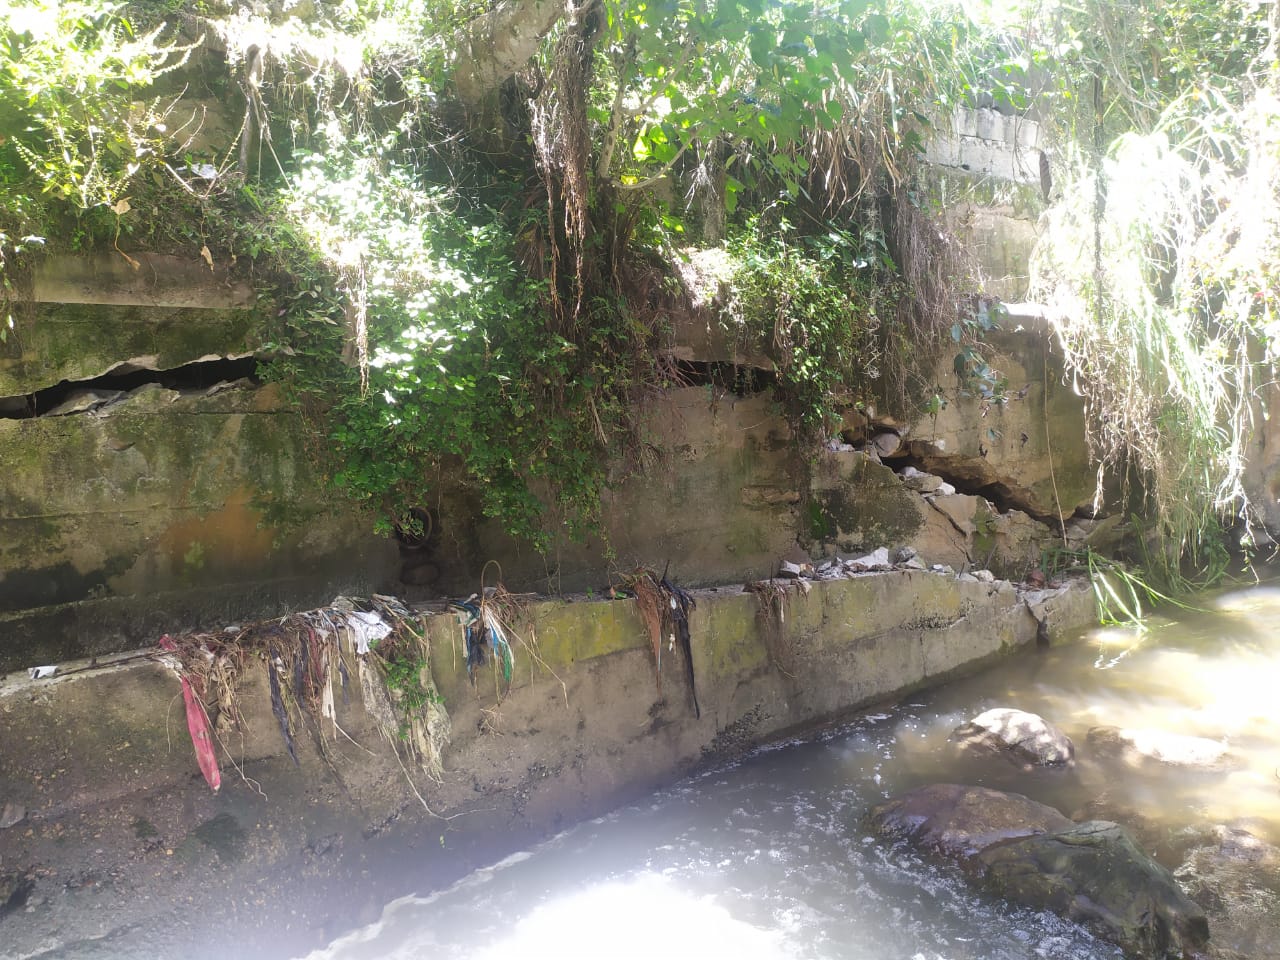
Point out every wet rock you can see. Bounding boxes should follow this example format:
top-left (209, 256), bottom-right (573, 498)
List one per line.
top-left (1087, 726), bottom-right (1244, 772)
top-left (978, 821), bottom-right (1209, 959)
top-left (1174, 826), bottom-right (1280, 959)
top-left (0, 801), bottom-right (25, 830)
top-left (1071, 792), bottom-right (1212, 869)
top-left (952, 707), bottom-right (1075, 767)
top-left (305, 834), bottom-right (341, 858)
top-left (866, 783), bottom-right (1072, 866)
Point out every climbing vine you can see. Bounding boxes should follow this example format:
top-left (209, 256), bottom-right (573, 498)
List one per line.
top-left (721, 216), bottom-right (901, 438)
top-left (1, 0), bottom-right (1007, 549)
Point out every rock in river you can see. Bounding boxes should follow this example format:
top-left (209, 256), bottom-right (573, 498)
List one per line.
top-left (977, 820), bottom-right (1209, 960)
top-left (1087, 726), bottom-right (1244, 772)
top-left (1175, 825), bottom-right (1280, 960)
top-left (866, 783), bottom-right (1073, 866)
top-left (951, 707), bottom-right (1075, 767)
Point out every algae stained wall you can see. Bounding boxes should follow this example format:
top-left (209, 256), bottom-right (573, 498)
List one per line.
top-left (0, 255), bottom-right (398, 669)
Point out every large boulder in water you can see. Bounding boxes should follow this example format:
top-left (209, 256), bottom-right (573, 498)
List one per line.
top-left (1087, 726), bottom-right (1244, 772)
top-left (1175, 826), bottom-right (1280, 960)
top-left (977, 820), bottom-right (1210, 959)
top-left (951, 707), bottom-right (1075, 767)
top-left (866, 783), bottom-right (1072, 866)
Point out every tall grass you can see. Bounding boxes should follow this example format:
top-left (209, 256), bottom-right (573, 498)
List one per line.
top-left (1031, 55), bottom-right (1280, 572)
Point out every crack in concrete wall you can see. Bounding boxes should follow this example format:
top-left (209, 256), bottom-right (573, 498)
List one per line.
top-left (0, 355), bottom-right (259, 419)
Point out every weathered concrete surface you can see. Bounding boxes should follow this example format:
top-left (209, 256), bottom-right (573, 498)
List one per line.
top-left (0, 572), bottom-right (1096, 959)
top-left (427, 387), bottom-right (800, 598)
top-left (0, 382), bottom-right (397, 670)
top-left (924, 106), bottom-right (1047, 301)
top-left (32, 252), bottom-right (256, 311)
top-left (901, 309), bottom-right (1094, 523)
top-left (3, 256), bottom-right (256, 397)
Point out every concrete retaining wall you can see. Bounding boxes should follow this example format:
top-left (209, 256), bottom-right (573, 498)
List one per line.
top-left (0, 570), bottom-right (1094, 959)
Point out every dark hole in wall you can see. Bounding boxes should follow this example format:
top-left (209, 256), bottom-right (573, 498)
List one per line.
top-left (0, 356), bottom-right (261, 419)
top-left (395, 506), bottom-right (442, 589)
top-left (885, 449), bottom-right (1061, 528)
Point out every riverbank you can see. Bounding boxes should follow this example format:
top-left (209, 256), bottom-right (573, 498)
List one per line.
top-left (0, 570), bottom-right (1094, 959)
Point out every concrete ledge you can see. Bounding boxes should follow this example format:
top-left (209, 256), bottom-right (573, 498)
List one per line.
top-left (32, 253), bottom-right (256, 310)
top-left (0, 571), bottom-right (1096, 959)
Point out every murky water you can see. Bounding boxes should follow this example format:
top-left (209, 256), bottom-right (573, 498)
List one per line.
top-left (304, 584), bottom-right (1280, 960)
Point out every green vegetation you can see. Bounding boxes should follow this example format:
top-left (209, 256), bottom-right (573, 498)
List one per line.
top-left (721, 217), bottom-right (900, 438)
top-left (7, 0), bottom-right (1277, 573)
top-left (1, 0), bottom-right (1001, 550)
top-left (1027, 0), bottom-right (1280, 578)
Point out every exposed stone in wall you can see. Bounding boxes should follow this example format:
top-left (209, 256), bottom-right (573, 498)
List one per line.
top-left (925, 106), bottom-right (1044, 185)
top-left (926, 106), bottom-right (1048, 300)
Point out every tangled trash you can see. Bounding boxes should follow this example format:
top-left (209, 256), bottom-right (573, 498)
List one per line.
top-left (154, 594), bottom-right (450, 794)
top-left (626, 568), bottom-right (700, 719)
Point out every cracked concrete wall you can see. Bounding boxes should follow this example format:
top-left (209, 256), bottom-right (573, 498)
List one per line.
top-left (0, 134), bottom-right (1090, 671)
top-left (897, 309), bottom-right (1094, 523)
top-left (0, 254), bottom-right (398, 671)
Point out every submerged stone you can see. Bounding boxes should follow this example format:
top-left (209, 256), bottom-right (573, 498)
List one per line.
top-left (977, 820), bottom-right (1209, 960)
top-left (1175, 826), bottom-right (1280, 960)
top-left (1087, 726), bottom-right (1244, 772)
top-left (866, 783), bottom-right (1072, 865)
top-left (952, 707), bottom-right (1075, 767)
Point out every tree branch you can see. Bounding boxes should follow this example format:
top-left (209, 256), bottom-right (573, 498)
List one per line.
top-left (451, 0), bottom-right (569, 106)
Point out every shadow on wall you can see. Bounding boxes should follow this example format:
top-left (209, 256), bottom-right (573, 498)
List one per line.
top-left (395, 506), bottom-right (442, 590)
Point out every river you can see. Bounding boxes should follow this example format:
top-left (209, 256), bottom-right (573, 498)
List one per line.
top-left (304, 584), bottom-right (1280, 960)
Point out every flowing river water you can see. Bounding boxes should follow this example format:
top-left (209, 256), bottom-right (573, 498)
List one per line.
top-left (304, 584), bottom-right (1280, 960)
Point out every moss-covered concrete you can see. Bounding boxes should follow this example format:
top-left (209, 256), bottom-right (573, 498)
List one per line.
top-left (0, 382), bottom-right (396, 669)
top-left (807, 451), bottom-right (926, 552)
top-left (1, 301), bottom-right (260, 396)
top-left (422, 388), bottom-right (801, 596)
